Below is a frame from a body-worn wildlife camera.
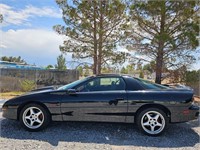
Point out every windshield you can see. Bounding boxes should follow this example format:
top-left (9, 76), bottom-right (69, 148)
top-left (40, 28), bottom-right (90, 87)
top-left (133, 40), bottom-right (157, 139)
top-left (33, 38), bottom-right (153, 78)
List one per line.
top-left (135, 78), bottom-right (171, 89)
top-left (57, 77), bottom-right (91, 90)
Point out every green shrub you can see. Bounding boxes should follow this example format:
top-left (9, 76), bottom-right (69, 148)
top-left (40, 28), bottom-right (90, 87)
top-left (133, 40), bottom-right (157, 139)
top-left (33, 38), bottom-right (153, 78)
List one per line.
top-left (20, 80), bottom-right (36, 92)
top-left (139, 71), bottom-right (144, 78)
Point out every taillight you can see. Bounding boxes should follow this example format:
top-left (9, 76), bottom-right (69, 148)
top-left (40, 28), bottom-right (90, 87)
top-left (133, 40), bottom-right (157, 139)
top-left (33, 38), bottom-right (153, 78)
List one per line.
top-left (183, 110), bottom-right (190, 115)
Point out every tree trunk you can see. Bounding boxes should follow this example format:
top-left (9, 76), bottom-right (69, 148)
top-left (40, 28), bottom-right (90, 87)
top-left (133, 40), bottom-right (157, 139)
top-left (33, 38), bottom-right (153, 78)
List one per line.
top-left (155, 1), bottom-right (166, 84)
top-left (93, 1), bottom-right (97, 75)
top-left (97, 0), bottom-right (103, 75)
top-left (93, 56), bottom-right (97, 75)
top-left (155, 53), bottom-right (163, 84)
top-left (97, 55), bottom-right (101, 74)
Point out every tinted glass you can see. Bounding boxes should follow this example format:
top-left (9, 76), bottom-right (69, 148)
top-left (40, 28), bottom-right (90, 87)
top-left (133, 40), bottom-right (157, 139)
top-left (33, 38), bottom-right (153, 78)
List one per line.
top-left (57, 77), bottom-right (91, 90)
top-left (76, 77), bottom-right (126, 92)
top-left (123, 76), bottom-right (144, 91)
top-left (135, 78), bottom-right (170, 89)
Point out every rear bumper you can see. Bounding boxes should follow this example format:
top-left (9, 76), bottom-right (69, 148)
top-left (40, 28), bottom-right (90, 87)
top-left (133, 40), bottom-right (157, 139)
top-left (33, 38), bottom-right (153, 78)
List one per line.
top-left (188, 105), bottom-right (199, 119)
top-left (170, 105), bottom-right (199, 123)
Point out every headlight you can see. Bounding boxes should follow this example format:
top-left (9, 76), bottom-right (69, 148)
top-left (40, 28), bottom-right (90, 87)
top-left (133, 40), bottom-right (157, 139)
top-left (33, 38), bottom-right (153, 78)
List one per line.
top-left (2, 105), bottom-right (8, 111)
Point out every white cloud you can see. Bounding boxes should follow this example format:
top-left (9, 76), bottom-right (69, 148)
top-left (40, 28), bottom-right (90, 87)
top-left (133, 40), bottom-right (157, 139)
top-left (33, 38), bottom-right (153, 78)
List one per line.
top-left (0, 29), bottom-right (71, 66)
top-left (22, 5), bottom-right (62, 18)
top-left (0, 4), bottom-right (62, 26)
top-left (0, 44), bottom-right (7, 48)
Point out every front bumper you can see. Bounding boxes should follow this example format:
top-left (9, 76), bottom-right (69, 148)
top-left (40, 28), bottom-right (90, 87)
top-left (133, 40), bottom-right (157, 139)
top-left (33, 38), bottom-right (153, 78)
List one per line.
top-left (2, 105), bottom-right (18, 120)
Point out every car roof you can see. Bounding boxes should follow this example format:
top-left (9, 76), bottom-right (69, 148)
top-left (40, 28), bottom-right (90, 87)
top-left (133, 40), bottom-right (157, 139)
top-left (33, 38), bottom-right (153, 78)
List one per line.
top-left (96, 74), bottom-right (121, 77)
top-left (95, 74), bottom-right (133, 78)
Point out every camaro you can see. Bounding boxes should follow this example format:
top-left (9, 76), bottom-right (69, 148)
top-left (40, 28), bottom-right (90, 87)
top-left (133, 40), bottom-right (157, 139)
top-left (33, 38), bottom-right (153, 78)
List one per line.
top-left (2, 74), bottom-right (199, 135)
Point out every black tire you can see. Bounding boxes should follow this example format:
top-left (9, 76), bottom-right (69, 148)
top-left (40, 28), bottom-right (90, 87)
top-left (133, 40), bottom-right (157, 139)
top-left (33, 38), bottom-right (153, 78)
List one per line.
top-left (19, 103), bottom-right (51, 131)
top-left (136, 107), bottom-right (168, 136)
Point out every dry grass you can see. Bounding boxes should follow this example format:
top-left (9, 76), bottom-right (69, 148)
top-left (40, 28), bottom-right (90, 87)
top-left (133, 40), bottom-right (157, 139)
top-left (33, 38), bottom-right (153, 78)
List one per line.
top-left (0, 92), bottom-right (25, 99)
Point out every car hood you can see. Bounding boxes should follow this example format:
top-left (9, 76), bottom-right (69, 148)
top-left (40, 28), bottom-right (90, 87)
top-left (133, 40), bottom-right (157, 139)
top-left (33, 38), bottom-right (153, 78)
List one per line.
top-left (7, 88), bottom-right (58, 101)
top-left (3, 88), bottom-right (63, 107)
top-left (31, 86), bottom-right (56, 92)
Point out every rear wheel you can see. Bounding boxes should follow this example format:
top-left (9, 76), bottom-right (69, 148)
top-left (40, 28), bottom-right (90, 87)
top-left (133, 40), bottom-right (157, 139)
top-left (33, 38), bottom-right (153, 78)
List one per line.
top-left (19, 103), bottom-right (50, 131)
top-left (136, 108), bottom-right (168, 136)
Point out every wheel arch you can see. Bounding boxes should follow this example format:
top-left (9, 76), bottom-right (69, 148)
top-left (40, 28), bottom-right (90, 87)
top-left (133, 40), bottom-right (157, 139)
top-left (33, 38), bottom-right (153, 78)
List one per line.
top-left (134, 104), bottom-right (171, 122)
top-left (17, 101), bottom-right (51, 120)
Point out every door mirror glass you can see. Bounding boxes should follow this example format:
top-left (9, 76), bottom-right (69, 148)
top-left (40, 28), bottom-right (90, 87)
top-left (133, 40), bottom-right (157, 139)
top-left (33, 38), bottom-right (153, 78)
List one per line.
top-left (67, 89), bottom-right (76, 95)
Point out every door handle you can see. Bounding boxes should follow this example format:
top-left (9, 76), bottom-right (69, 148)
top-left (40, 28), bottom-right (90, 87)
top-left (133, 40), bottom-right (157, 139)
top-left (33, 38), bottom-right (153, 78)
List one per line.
top-left (115, 98), bottom-right (124, 101)
top-left (109, 98), bottom-right (124, 105)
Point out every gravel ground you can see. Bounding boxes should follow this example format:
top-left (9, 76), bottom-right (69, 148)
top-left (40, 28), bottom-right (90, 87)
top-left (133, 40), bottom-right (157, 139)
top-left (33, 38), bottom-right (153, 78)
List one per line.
top-left (0, 110), bottom-right (199, 150)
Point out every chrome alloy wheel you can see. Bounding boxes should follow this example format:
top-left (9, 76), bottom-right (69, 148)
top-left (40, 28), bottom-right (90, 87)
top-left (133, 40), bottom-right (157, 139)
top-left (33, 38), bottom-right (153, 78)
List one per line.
top-left (141, 111), bottom-right (165, 135)
top-left (22, 107), bottom-right (44, 129)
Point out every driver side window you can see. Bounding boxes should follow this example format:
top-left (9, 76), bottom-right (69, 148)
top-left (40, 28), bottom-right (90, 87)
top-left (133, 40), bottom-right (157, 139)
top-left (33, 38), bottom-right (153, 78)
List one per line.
top-left (76, 80), bottom-right (95, 92)
top-left (76, 77), bottom-right (125, 92)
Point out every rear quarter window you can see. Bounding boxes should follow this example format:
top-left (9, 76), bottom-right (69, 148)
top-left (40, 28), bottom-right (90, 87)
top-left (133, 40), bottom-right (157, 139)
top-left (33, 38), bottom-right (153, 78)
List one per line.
top-left (134, 78), bottom-right (171, 90)
top-left (123, 77), bottom-right (144, 91)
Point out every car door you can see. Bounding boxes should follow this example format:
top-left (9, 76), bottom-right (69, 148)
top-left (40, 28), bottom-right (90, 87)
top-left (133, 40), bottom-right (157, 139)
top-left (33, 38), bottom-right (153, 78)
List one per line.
top-left (61, 76), bottom-right (128, 122)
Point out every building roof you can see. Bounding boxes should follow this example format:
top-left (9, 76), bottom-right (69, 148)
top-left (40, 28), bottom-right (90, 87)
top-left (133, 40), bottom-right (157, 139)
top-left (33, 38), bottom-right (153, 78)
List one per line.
top-left (0, 61), bottom-right (44, 70)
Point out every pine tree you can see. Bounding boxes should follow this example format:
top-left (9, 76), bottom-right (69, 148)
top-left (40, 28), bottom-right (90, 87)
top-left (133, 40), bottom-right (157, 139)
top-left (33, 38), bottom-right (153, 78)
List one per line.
top-left (127, 0), bottom-right (199, 83)
top-left (54, 0), bottom-right (128, 74)
top-left (139, 71), bottom-right (144, 79)
top-left (1, 56), bottom-right (26, 64)
top-left (120, 66), bottom-right (127, 74)
top-left (0, 14), bottom-right (3, 23)
top-left (77, 66), bottom-right (83, 76)
top-left (55, 54), bottom-right (67, 71)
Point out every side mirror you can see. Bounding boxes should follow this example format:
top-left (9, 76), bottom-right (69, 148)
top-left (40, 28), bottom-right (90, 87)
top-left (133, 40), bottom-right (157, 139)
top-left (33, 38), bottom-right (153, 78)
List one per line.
top-left (67, 89), bottom-right (77, 95)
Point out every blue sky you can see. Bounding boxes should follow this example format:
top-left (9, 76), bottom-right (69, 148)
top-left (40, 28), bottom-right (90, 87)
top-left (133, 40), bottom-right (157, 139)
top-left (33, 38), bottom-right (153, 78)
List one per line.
top-left (0, 0), bottom-right (68, 67)
top-left (1, 0), bottom-right (64, 30)
top-left (0, 0), bottom-right (199, 70)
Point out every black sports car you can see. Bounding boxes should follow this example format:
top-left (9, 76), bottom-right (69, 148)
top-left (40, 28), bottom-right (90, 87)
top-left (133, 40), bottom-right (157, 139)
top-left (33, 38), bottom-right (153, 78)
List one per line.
top-left (2, 74), bottom-right (199, 135)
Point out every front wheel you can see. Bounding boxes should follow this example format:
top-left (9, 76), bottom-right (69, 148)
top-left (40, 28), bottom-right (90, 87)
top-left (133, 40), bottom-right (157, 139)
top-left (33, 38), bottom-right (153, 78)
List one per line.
top-left (19, 103), bottom-right (51, 131)
top-left (136, 108), bottom-right (168, 136)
